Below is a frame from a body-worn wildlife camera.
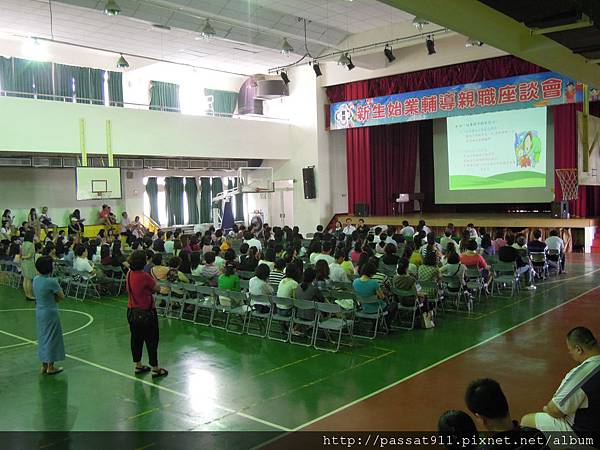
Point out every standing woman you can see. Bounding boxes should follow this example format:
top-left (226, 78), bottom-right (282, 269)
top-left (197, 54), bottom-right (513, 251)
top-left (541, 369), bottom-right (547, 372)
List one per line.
top-left (28, 208), bottom-right (40, 238)
top-left (34, 256), bottom-right (65, 374)
top-left (126, 250), bottom-right (168, 378)
top-left (21, 231), bottom-right (37, 301)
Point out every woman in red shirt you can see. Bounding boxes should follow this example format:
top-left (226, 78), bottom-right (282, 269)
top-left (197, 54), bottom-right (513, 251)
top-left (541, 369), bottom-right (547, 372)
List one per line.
top-left (126, 250), bottom-right (168, 378)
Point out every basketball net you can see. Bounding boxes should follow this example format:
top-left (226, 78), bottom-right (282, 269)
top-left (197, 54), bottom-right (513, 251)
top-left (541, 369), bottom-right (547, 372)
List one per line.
top-left (555, 168), bottom-right (579, 201)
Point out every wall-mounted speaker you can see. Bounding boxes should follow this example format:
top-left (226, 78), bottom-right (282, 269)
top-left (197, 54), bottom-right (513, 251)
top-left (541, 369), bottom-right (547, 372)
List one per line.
top-left (302, 166), bottom-right (316, 199)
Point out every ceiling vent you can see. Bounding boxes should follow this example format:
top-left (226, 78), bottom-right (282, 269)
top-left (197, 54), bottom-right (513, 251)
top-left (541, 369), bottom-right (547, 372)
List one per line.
top-left (117, 158), bottom-right (144, 169)
top-left (230, 160), bottom-right (249, 169)
top-left (62, 157), bottom-right (78, 167)
top-left (189, 160), bottom-right (210, 169)
top-left (168, 159), bottom-right (191, 169)
top-left (208, 160), bottom-right (230, 169)
top-left (0, 157), bottom-right (32, 167)
top-left (144, 159), bottom-right (168, 169)
top-left (33, 156), bottom-right (63, 168)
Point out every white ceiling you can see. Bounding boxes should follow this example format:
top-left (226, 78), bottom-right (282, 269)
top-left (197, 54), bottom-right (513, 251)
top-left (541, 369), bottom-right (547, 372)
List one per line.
top-left (0, 0), bottom-right (417, 74)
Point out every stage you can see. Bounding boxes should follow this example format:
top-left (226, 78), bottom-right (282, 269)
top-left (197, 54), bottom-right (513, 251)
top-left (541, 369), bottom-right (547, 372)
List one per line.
top-left (337, 213), bottom-right (600, 252)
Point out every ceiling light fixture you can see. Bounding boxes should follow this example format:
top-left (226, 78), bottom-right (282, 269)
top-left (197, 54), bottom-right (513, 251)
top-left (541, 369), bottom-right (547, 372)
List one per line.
top-left (312, 61), bottom-right (322, 77)
top-left (426, 35), bottom-right (436, 55)
top-left (280, 71), bottom-right (290, 85)
top-left (116, 54), bottom-right (129, 68)
top-left (200, 19), bottom-right (216, 39)
top-left (465, 38), bottom-right (484, 48)
top-left (281, 38), bottom-right (294, 56)
top-left (384, 44), bottom-right (396, 63)
top-left (412, 17), bottom-right (429, 31)
top-left (104, 0), bottom-right (121, 16)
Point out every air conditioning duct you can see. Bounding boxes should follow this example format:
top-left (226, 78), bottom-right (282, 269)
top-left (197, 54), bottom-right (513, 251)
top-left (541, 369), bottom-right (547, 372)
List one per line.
top-left (255, 79), bottom-right (289, 100)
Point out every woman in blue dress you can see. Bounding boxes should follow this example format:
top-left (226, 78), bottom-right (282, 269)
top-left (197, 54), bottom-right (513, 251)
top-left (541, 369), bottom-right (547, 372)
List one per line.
top-left (33, 256), bottom-right (65, 375)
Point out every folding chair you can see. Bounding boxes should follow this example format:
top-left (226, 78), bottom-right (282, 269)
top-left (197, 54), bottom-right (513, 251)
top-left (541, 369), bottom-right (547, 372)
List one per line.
top-left (419, 280), bottom-right (444, 314)
top-left (166, 282), bottom-right (186, 319)
top-left (441, 276), bottom-right (472, 312)
top-left (491, 262), bottom-right (520, 297)
top-left (290, 299), bottom-right (317, 346)
top-left (331, 281), bottom-right (353, 292)
top-left (529, 252), bottom-right (549, 280)
top-left (193, 285), bottom-right (216, 326)
top-left (314, 302), bottom-right (354, 352)
top-left (70, 270), bottom-right (101, 301)
top-left (213, 289), bottom-right (249, 333)
top-left (109, 265), bottom-right (126, 295)
top-left (180, 283), bottom-right (199, 321)
top-left (547, 249), bottom-right (563, 275)
top-left (245, 294), bottom-right (271, 337)
top-left (239, 279), bottom-right (250, 291)
top-left (483, 254), bottom-right (498, 266)
top-left (354, 295), bottom-right (388, 339)
top-left (191, 274), bottom-right (208, 285)
top-left (391, 287), bottom-right (419, 330)
top-left (266, 296), bottom-right (293, 342)
top-left (465, 266), bottom-right (485, 302)
top-left (238, 271), bottom-right (255, 280)
top-left (379, 263), bottom-right (397, 278)
top-left (154, 293), bottom-right (170, 316)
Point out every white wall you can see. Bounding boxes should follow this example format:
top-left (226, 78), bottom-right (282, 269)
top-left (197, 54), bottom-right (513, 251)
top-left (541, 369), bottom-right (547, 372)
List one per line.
top-left (329, 130), bottom-right (348, 214)
top-left (0, 96), bottom-right (292, 160)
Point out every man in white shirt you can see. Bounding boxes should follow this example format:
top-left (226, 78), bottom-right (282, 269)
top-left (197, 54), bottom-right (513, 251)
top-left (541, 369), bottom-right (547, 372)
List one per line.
top-left (329, 250), bottom-right (350, 282)
top-left (400, 220), bottom-right (415, 238)
top-left (342, 218), bottom-right (356, 236)
top-left (73, 244), bottom-right (95, 276)
top-left (373, 227), bottom-right (383, 244)
top-left (418, 220), bottom-right (431, 235)
top-left (243, 231), bottom-right (262, 252)
top-left (545, 229), bottom-right (566, 272)
top-left (440, 229), bottom-right (458, 254)
top-left (521, 327), bottom-right (600, 436)
top-left (313, 241), bottom-right (336, 265)
top-left (120, 212), bottom-right (131, 235)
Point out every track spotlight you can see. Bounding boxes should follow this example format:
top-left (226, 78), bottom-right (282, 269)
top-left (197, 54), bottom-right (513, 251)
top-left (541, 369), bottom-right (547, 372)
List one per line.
top-left (337, 53), bottom-right (351, 66)
top-left (465, 38), bottom-right (484, 48)
top-left (384, 44), bottom-right (396, 63)
top-left (200, 19), bottom-right (216, 39)
top-left (346, 55), bottom-right (355, 71)
top-left (412, 17), bottom-right (429, 31)
top-left (281, 38), bottom-right (294, 56)
top-left (116, 54), bottom-right (129, 68)
top-left (104, 0), bottom-right (121, 16)
top-left (426, 35), bottom-right (436, 55)
top-left (280, 71), bottom-right (290, 85)
top-left (312, 61), bottom-right (322, 77)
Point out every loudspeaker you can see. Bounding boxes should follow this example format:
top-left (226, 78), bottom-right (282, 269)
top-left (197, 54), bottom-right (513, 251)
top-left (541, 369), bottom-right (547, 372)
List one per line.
top-left (354, 203), bottom-right (369, 217)
top-left (551, 201), bottom-right (569, 219)
top-left (302, 166), bottom-right (316, 199)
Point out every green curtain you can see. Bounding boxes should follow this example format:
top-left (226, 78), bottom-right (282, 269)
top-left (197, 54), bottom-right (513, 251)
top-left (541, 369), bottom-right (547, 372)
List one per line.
top-left (212, 177), bottom-right (224, 218)
top-left (234, 177), bottom-right (244, 222)
top-left (108, 71), bottom-right (123, 107)
top-left (200, 177), bottom-right (212, 224)
top-left (145, 177), bottom-right (159, 223)
top-left (0, 57), bottom-right (14, 93)
top-left (73, 67), bottom-right (104, 104)
top-left (185, 177), bottom-right (200, 224)
top-left (205, 89), bottom-right (238, 116)
top-left (165, 177), bottom-right (184, 226)
top-left (54, 63), bottom-right (74, 101)
top-left (12, 58), bottom-right (50, 98)
top-left (150, 80), bottom-right (180, 112)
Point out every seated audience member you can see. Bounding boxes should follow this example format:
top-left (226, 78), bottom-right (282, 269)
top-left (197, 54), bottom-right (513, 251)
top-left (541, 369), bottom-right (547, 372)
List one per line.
top-left (393, 258), bottom-right (416, 290)
top-left (527, 229), bottom-right (548, 254)
top-left (465, 378), bottom-right (548, 450)
top-left (201, 252), bottom-right (220, 281)
top-left (153, 231), bottom-right (166, 253)
top-left (314, 259), bottom-right (331, 290)
top-left (437, 410), bottom-right (478, 450)
top-left (213, 246), bottom-right (226, 270)
top-left (418, 219), bottom-right (432, 235)
top-left (99, 205), bottom-right (112, 226)
top-left (342, 218), bottom-right (356, 237)
top-left (163, 231), bottom-right (175, 254)
top-left (521, 327), bottom-right (600, 439)
top-left (190, 252), bottom-right (202, 276)
top-left (407, 241), bottom-right (423, 267)
top-left (440, 251), bottom-right (466, 292)
top-left (258, 248), bottom-right (276, 271)
top-left (294, 267), bottom-right (325, 322)
top-left (243, 231), bottom-right (262, 252)
top-left (545, 229), bottom-right (566, 273)
top-left (492, 229), bottom-right (507, 251)
top-left (460, 239), bottom-right (488, 271)
top-left (249, 264), bottom-right (274, 313)
top-left (417, 250), bottom-right (440, 299)
top-left (375, 237), bottom-right (387, 255)
top-left (329, 250), bottom-right (350, 283)
top-left (178, 252), bottom-right (192, 275)
top-left (350, 241), bottom-right (363, 265)
top-left (353, 262), bottom-right (394, 318)
top-left (73, 244), bottom-right (95, 277)
top-left (68, 209), bottom-right (85, 236)
top-left (218, 261), bottom-right (240, 296)
top-left (313, 241), bottom-right (336, 265)
top-left (420, 232), bottom-right (443, 257)
top-left (39, 206), bottom-right (55, 231)
top-left (268, 258), bottom-right (286, 288)
top-left (440, 229), bottom-right (458, 254)
top-left (480, 234), bottom-right (495, 256)
top-left (144, 250), bottom-right (156, 273)
top-left (498, 234), bottom-right (535, 290)
top-left (275, 264), bottom-right (301, 315)
top-left (240, 246), bottom-right (259, 272)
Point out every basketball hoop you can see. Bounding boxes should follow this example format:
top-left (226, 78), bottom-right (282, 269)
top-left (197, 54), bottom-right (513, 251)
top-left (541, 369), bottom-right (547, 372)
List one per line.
top-left (555, 168), bottom-right (578, 201)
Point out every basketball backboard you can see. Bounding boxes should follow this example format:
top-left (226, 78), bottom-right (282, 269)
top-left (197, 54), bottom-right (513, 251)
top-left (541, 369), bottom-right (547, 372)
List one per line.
top-left (239, 167), bottom-right (274, 193)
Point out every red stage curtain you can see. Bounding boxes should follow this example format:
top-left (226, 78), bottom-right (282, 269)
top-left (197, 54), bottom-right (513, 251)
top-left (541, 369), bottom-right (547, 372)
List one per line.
top-left (371, 122), bottom-right (420, 215)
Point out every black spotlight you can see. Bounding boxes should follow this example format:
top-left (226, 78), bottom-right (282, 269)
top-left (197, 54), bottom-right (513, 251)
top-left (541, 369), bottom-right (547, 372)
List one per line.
top-left (426, 36), bottom-right (436, 55)
top-left (280, 71), bottom-right (290, 85)
top-left (346, 55), bottom-right (355, 71)
top-left (312, 62), bottom-right (322, 77)
top-left (384, 45), bottom-right (395, 63)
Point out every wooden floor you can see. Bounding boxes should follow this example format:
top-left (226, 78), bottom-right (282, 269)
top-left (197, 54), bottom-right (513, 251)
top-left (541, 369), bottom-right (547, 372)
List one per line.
top-left (338, 213), bottom-right (599, 229)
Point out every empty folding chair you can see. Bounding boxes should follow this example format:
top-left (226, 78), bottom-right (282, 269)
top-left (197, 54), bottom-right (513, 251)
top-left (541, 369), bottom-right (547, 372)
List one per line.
top-left (290, 299), bottom-right (317, 346)
top-left (154, 293), bottom-right (170, 316)
top-left (313, 302), bottom-right (354, 352)
top-left (193, 285), bottom-right (215, 326)
top-left (354, 294), bottom-right (388, 339)
top-left (391, 286), bottom-right (419, 330)
top-left (245, 294), bottom-right (271, 338)
top-left (166, 282), bottom-right (186, 319)
top-left (266, 296), bottom-right (293, 342)
top-left (180, 283), bottom-right (199, 321)
top-left (491, 262), bottom-right (519, 297)
top-left (109, 265), bottom-right (126, 295)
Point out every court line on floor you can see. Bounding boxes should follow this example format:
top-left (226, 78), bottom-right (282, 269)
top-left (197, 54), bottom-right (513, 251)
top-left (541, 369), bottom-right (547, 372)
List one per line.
top-left (0, 309), bottom-right (94, 350)
top-left (0, 328), bottom-right (291, 432)
top-left (290, 284), bottom-right (600, 431)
